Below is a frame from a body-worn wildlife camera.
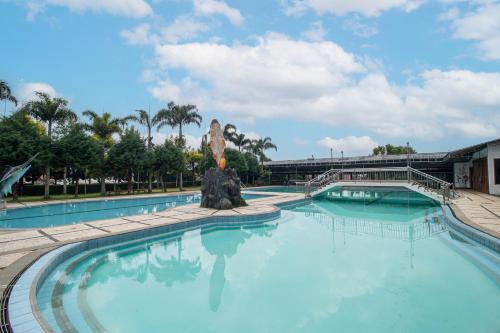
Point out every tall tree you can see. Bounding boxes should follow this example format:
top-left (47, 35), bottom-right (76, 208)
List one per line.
top-left (58, 124), bottom-right (102, 197)
top-left (0, 110), bottom-right (44, 200)
top-left (185, 150), bottom-right (203, 186)
top-left (231, 133), bottom-right (252, 152)
top-left (107, 128), bottom-right (146, 194)
top-left (0, 80), bottom-right (18, 115)
top-left (223, 123), bottom-right (237, 142)
top-left (250, 137), bottom-right (277, 167)
top-left (82, 110), bottom-right (125, 195)
top-left (153, 102), bottom-right (202, 190)
top-left (372, 146), bottom-right (386, 156)
top-left (153, 140), bottom-right (185, 192)
top-left (130, 109), bottom-right (160, 193)
top-left (21, 92), bottom-right (76, 198)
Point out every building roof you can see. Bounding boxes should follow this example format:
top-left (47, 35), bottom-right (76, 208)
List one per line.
top-left (264, 152), bottom-right (448, 166)
top-left (264, 138), bottom-right (500, 167)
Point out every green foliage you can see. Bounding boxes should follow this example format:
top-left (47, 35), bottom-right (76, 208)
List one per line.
top-left (0, 80), bottom-right (18, 106)
top-left (224, 148), bottom-right (248, 175)
top-left (82, 110), bottom-right (122, 148)
top-left (373, 144), bottom-right (417, 155)
top-left (108, 128), bottom-right (147, 186)
top-left (199, 146), bottom-right (217, 172)
top-left (244, 152), bottom-right (261, 176)
top-left (57, 124), bottom-right (103, 181)
top-left (0, 110), bottom-right (43, 169)
top-left (21, 92), bottom-right (76, 137)
top-left (153, 102), bottom-right (202, 149)
top-left (154, 140), bottom-right (185, 177)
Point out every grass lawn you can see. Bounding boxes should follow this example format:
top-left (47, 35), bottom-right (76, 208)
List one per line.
top-left (6, 186), bottom-right (201, 203)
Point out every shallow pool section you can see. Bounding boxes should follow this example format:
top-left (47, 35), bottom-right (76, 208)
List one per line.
top-left (0, 193), bottom-right (267, 229)
top-left (36, 197), bottom-right (500, 333)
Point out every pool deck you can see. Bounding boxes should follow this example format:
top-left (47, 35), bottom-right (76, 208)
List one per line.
top-left (450, 190), bottom-right (500, 239)
top-left (0, 191), bottom-right (303, 272)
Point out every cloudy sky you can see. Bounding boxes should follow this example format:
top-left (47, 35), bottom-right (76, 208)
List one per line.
top-left (1, 0), bottom-right (499, 159)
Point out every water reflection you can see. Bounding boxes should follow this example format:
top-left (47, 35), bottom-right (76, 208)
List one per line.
top-left (297, 202), bottom-right (447, 269)
top-left (201, 223), bottom-right (278, 312)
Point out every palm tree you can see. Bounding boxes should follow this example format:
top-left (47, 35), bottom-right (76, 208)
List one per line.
top-left (0, 80), bottom-right (18, 116)
top-left (232, 133), bottom-right (252, 152)
top-left (130, 109), bottom-right (160, 193)
top-left (82, 110), bottom-right (124, 195)
top-left (251, 137), bottom-right (277, 167)
top-left (223, 123), bottom-right (237, 142)
top-left (22, 92), bottom-right (76, 198)
top-left (153, 102), bottom-right (202, 190)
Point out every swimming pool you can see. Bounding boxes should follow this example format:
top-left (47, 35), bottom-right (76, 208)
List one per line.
top-left (0, 193), bottom-right (267, 229)
top-left (251, 185), bottom-right (306, 193)
top-left (35, 191), bottom-right (500, 333)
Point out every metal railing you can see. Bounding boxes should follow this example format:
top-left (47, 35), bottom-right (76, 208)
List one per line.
top-left (303, 167), bottom-right (455, 202)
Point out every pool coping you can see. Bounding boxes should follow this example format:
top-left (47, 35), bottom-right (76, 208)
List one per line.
top-left (3, 190), bottom-right (203, 212)
top-left (5, 197), bottom-right (310, 333)
top-left (0, 190), bottom-right (275, 232)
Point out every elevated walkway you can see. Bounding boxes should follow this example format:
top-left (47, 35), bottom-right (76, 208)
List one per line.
top-left (299, 167), bottom-right (454, 204)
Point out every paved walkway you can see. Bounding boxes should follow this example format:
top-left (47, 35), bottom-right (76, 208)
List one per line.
top-left (0, 192), bottom-right (303, 270)
top-left (451, 190), bottom-right (500, 239)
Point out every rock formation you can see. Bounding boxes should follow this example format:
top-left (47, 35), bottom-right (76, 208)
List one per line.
top-left (200, 167), bottom-right (243, 209)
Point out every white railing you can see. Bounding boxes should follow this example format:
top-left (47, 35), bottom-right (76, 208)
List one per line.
top-left (304, 167), bottom-right (455, 202)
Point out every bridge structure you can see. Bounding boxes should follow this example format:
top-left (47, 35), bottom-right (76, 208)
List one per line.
top-left (299, 167), bottom-right (455, 204)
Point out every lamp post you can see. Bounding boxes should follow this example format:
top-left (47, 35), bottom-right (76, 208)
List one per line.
top-left (341, 151), bottom-right (344, 170)
top-left (330, 148), bottom-right (333, 171)
top-left (406, 141), bottom-right (410, 183)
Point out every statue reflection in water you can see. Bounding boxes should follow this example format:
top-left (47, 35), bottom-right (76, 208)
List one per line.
top-left (201, 223), bottom-right (278, 312)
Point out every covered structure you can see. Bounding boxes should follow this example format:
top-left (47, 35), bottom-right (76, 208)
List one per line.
top-left (264, 138), bottom-right (500, 195)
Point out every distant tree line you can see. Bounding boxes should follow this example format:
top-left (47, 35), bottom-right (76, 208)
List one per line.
top-left (0, 80), bottom-right (277, 200)
top-left (372, 144), bottom-right (416, 156)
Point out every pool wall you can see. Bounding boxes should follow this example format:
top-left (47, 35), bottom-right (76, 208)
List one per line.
top-left (7, 198), bottom-right (310, 333)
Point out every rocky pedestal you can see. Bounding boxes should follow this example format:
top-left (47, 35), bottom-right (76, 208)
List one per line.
top-left (201, 167), bottom-right (242, 209)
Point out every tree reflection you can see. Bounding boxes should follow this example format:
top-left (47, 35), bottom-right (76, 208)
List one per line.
top-left (201, 223), bottom-right (278, 312)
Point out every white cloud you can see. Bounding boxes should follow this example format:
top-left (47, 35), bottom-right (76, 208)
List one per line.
top-left (121, 17), bottom-right (209, 46)
top-left (438, 7), bottom-right (459, 21)
top-left (343, 17), bottom-right (378, 37)
top-left (193, 0), bottom-right (244, 26)
top-left (161, 16), bottom-right (209, 43)
top-left (18, 82), bottom-right (59, 102)
top-left (147, 33), bottom-right (499, 140)
top-left (281, 0), bottom-right (424, 17)
top-left (120, 23), bottom-right (157, 45)
top-left (25, 1), bottom-right (44, 21)
top-left (446, 2), bottom-right (500, 60)
top-left (318, 136), bottom-right (379, 156)
top-left (27, 0), bottom-right (153, 19)
top-left (301, 21), bottom-right (327, 42)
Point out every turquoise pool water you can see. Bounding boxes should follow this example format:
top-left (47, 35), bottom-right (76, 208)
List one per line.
top-left (252, 185), bottom-right (306, 193)
top-left (0, 193), bottom-right (266, 229)
top-left (36, 192), bottom-right (500, 333)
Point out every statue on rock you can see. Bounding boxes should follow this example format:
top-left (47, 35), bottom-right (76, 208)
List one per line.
top-left (200, 120), bottom-right (243, 209)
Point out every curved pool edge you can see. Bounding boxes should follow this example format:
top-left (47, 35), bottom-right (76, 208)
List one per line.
top-left (6, 198), bottom-right (310, 333)
top-left (444, 204), bottom-right (500, 253)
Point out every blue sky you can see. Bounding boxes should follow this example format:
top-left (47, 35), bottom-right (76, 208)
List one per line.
top-left (1, 0), bottom-right (499, 160)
